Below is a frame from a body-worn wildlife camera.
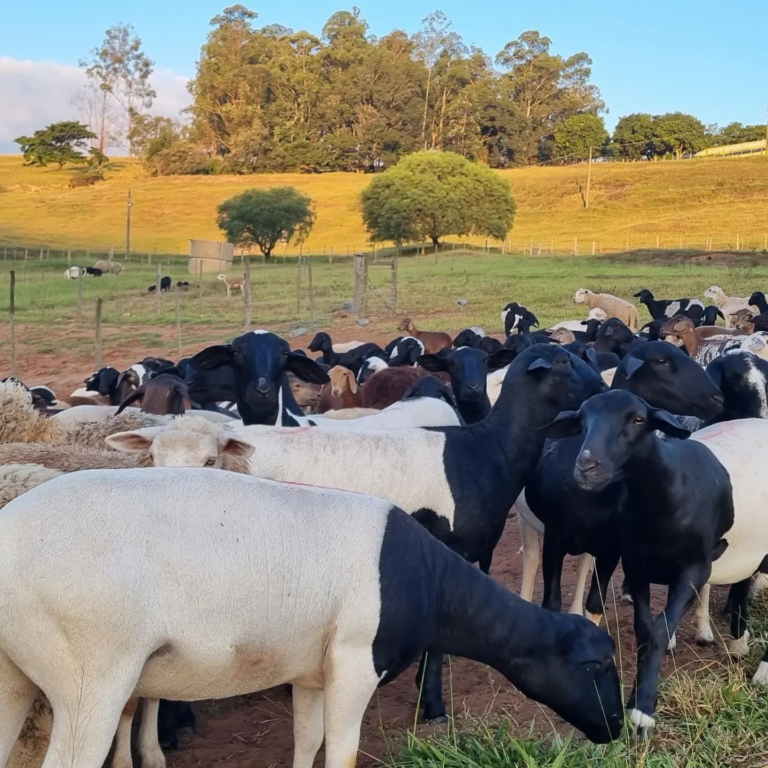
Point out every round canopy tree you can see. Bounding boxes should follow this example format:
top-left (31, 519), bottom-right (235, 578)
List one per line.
top-left (217, 186), bottom-right (315, 259)
top-left (361, 151), bottom-right (516, 247)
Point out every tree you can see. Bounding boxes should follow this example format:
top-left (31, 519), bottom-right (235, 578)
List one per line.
top-left (652, 112), bottom-right (709, 159)
top-left (553, 114), bottom-right (608, 161)
top-left (81, 23), bottom-right (156, 157)
top-left (14, 122), bottom-right (96, 167)
top-left (711, 122), bottom-right (766, 146)
top-left (217, 187), bottom-right (315, 259)
top-left (611, 113), bottom-right (655, 160)
top-left (361, 151), bottom-right (516, 247)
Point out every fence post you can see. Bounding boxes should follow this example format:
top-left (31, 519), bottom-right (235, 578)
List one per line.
top-left (198, 262), bottom-right (203, 313)
top-left (67, 250), bottom-right (71, 267)
top-left (390, 251), bottom-right (399, 314)
top-left (243, 258), bottom-right (252, 332)
top-left (591, 241), bottom-right (596, 255)
top-left (155, 264), bottom-right (162, 315)
top-left (94, 298), bottom-right (103, 369)
top-left (656, 235), bottom-right (660, 249)
top-left (39, 248), bottom-right (43, 261)
top-left (77, 270), bottom-right (83, 319)
top-left (354, 253), bottom-right (367, 318)
top-left (307, 261), bottom-right (315, 325)
top-left (736, 233), bottom-right (741, 251)
top-left (175, 287), bottom-right (182, 356)
top-left (295, 259), bottom-right (302, 316)
top-left (9, 271), bottom-right (17, 377)
top-left (573, 238), bottom-right (579, 256)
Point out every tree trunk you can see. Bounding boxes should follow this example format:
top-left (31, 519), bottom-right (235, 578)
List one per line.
top-left (421, 68), bottom-right (432, 150)
top-left (431, 236), bottom-right (439, 247)
top-left (263, 248), bottom-right (272, 260)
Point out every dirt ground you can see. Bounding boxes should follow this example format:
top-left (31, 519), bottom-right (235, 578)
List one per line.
top-left (0, 322), bottom-right (735, 767)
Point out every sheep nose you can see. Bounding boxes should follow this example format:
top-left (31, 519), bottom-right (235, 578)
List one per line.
top-left (711, 392), bottom-right (724, 407)
top-left (575, 454), bottom-right (601, 479)
top-left (467, 383), bottom-right (481, 392)
top-left (254, 378), bottom-right (272, 395)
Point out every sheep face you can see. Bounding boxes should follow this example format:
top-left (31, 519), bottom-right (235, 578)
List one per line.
top-left (329, 367), bottom-right (356, 397)
top-left (573, 288), bottom-right (590, 304)
top-left (541, 390), bottom-right (690, 493)
top-left (704, 286), bottom-right (724, 301)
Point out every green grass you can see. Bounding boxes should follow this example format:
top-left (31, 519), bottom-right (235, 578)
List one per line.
top-left (389, 596), bottom-right (768, 768)
top-left (1, 154), bottom-right (767, 255)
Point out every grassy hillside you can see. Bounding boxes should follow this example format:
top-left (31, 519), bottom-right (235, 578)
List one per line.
top-left (1, 155), bottom-right (767, 254)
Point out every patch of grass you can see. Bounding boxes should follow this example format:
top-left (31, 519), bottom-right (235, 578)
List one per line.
top-left (1, 155), bottom-right (767, 254)
top-left (389, 596), bottom-right (768, 768)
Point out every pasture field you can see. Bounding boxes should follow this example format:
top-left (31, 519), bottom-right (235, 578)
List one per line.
top-left (3, 249), bottom-right (768, 766)
top-left (1, 154), bottom-right (768, 255)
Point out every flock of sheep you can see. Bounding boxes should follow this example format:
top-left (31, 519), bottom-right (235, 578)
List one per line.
top-left (3, 281), bottom-right (768, 768)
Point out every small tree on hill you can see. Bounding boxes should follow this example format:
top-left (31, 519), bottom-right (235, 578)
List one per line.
top-left (217, 187), bottom-right (315, 259)
top-left (14, 121), bottom-right (96, 167)
top-left (361, 151), bottom-right (516, 247)
top-left (553, 114), bottom-right (608, 161)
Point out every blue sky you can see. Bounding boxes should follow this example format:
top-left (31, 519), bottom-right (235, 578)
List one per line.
top-left (1, 0), bottom-right (766, 152)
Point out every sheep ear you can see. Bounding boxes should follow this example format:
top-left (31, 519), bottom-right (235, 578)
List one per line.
top-left (219, 436), bottom-right (255, 459)
top-left (116, 386), bottom-right (144, 414)
top-left (648, 408), bottom-right (690, 439)
top-left (539, 410), bottom-right (582, 439)
top-left (488, 349), bottom-right (516, 370)
top-left (717, 309), bottom-right (725, 320)
top-left (105, 430), bottom-right (155, 453)
top-left (417, 354), bottom-right (447, 372)
top-left (603, 326), bottom-right (615, 337)
top-left (527, 356), bottom-right (553, 372)
top-left (624, 356), bottom-right (644, 378)
top-left (348, 371), bottom-right (358, 394)
top-left (287, 353), bottom-right (331, 384)
top-left (585, 348), bottom-right (600, 369)
top-left (191, 344), bottom-right (233, 371)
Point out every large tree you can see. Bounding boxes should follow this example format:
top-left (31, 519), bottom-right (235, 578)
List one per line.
top-left (710, 122), bottom-right (765, 147)
top-left (553, 114), bottom-right (608, 161)
top-left (361, 151), bottom-right (516, 247)
top-left (652, 112), bottom-right (709, 159)
top-left (15, 122), bottom-right (96, 167)
top-left (217, 187), bottom-right (315, 259)
top-left (611, 113), bottom-right (655, 160)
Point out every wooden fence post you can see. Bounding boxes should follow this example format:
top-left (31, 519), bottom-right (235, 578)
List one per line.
top-left (199, 262), bottom-right (203, 314)
top-left (155, 264), bottom-right (162, 315)
top-left (243, 258), bottom-right (252, 332)
top-left (77, 270), bottom-right (84, 319)
top-left (307, 261), bottom-right (315, 325)
top-left (175, 287), bottom-right (182, 356)
top-left (390, 251), bottom-right (399, 314)
top-left (94, 298), bottom-right (103, 369)
top-left (9, 271), bottom-right (17, 377)
top-left (354, 253), bottom-right (367, 318)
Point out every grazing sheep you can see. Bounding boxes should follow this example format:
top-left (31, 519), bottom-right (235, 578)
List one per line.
top-left (148, 276), bottom-right (172, 292)
top-left (501, 303), bottom-right (540, 335)
top-left (83, 266), bottom-right (103, 277)
top-left (0, 468), bottom-right (622, 768)
top-left (397, 318), bottom-right (452, 354)
top-left (217, 273), bottom-right (245, 298)
top-left (704, 286), bottom-right (753, 327)
top-left (573, 289), bottom-right (639, 332)
top-left (0, 380), bottom-right (164, 447)
top-left (93, 260), bottom-right (124, 274)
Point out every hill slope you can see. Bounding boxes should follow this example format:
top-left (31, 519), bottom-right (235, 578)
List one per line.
top-left (1, 155), bottom-right (767, 254)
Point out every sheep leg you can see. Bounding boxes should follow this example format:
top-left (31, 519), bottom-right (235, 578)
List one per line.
top-left (518, 513), bottom-right (539, 602)
top-left (727, 578), bottom-right (752, 658)
top-left (477, 548), bottom-right (493, 575)
top-left (694, 583), bottom-right (714, 645)
top-left (292, 686), bottom-right (325, 768)
top-left (568, 554), bottom-right (593, 616)
top-left (626, 564), bottom-right (708, 736)
top-left (138, 699), bottom-right (167, 768)
top-left (323, 646), bottom-right (380, 768)
top-left (415, 651), bottom-right (447, 723)
top-left (583, 551), bottom-right (621, 626)
top-left (541, 535), bottom-right (566, 613)
top-left (111, 697), bottom-right (139, 768)
top-left (0, 651), bottom-right (39, 766)
top-left (753, 646), bottom-right (768, 685)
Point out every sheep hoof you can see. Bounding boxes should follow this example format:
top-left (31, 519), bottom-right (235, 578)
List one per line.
top-left (695, 625), bottom-right (715, 647)
top-left (424, 714), bottom-right (449, 725)
top-left (585, 611), bottom-right (603, 627)
top-left (628, 709), bottom-right (655, 739)
top-left (177, 726), bottom-right (195, 738)
top-left (666, 632), bottom-right (677, 654)
top-left (728, 631), bottom-right (750, 659)
top-left (752, 661), bottom-right (768, 685)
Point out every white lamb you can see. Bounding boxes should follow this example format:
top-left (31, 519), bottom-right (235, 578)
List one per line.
top-left (573, 289), bottom-right (638, 332)
top-left (704, 286), bottom-right (754, 328)
top-left (551, 308), bottom-right (608, 332)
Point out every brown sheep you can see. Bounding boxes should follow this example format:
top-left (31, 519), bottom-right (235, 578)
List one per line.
top-left (361, 367), bottom-right (450, 410)
top-left (116, 373), bottom-right (195, 416)
top-left (319, 366), bottom-right (364, 412)
top-left (397, 318), bottom-right (452, 354)
top-left (660, 316), bottom-right (744, 365)
top-left (287, 373), bottom-right (324, 413)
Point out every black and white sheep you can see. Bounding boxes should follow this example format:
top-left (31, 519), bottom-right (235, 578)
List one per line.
top-left (501, 303), bottom-right (539, 336)
top-left (633, 289), bottom-right (704, 321)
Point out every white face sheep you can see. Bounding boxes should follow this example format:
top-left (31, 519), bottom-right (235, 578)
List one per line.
top-left (572, 288), bottom-right (639, 332)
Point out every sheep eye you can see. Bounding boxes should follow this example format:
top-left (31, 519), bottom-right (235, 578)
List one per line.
top-left (633, 416), bottom-right (645, 425)
top-left (204, 458), bottom-right (216, 467)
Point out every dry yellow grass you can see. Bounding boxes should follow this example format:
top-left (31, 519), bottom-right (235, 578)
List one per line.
top-left (1, 154), bottom-right (767, 254)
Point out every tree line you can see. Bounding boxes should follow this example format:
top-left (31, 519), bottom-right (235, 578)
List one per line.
top-left (14, 5), bottom-right (765, 176)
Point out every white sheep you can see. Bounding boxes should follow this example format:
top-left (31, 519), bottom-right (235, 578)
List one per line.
top-left (63, 266), bottom-right (82, 279)
top-left (551, 308), bottom-right (608, 332)
top-left (573, 289), bottom-right (638, 332)
top-left (704, 286), bottom-right (753, 328)
top-left (0, 464), bottom-right (63, 509)
top-left (740, 332), bottom-right (768, 361)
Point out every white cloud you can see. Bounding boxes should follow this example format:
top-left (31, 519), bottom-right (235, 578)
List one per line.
top-left (0, 57), bottom-right (191, 153)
